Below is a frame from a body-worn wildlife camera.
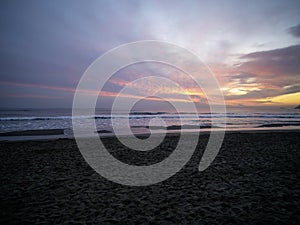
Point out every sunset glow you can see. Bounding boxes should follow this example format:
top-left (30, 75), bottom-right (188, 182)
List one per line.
top-left (0, 0), bottom-right (299, 111)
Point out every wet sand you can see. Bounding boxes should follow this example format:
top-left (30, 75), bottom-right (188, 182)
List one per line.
top-left (0, 129), bottom-right (65, 136)
top-left (0, 131), bottom-right (299, 224)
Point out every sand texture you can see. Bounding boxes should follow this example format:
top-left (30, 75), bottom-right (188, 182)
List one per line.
top-left (0, 132), bottom-right (299, 224)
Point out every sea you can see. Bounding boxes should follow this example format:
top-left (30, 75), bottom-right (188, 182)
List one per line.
top-left (1, 108), bottom-right (300, 140)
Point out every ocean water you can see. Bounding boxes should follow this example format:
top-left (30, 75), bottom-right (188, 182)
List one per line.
top-left (0, 108), bottom-right (300, 135)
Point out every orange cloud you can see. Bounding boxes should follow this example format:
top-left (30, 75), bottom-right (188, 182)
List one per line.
top-left (0, 80), bottom-right (200, 104)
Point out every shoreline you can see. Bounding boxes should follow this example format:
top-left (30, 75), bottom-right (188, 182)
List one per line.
top-left (0, 126), bottom-right (300, 142)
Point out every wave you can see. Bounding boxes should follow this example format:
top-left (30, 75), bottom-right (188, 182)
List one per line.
top-left (0, 116), bottom-right (73, 121)
top-left (257, 123), bottom-right (300, 128)
top-left (132, 124), bottom-right (220, 130)
top-left (1, 113), bottom-right (300, 121)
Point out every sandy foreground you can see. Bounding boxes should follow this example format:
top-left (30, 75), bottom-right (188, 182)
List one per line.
top-left (0, 131), bottom-right (299, 224)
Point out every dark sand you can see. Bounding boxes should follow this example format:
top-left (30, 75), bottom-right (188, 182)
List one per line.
top-left (258, 124), bottom-right (300, 128)
top-left (131, 125), bottom-right (218, 130)
top-left (0, 131), bottom-right (299, 224)
top-left (0, 129), bottom-right (65, 136)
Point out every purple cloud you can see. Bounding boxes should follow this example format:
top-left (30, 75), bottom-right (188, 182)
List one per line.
top-left (288, 24), bottom-right (300, 38)
top-left (239, 45), bottom-right (300, 77)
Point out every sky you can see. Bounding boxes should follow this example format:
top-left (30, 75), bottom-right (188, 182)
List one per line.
top-left (0, 0), bottom-right (300, 112)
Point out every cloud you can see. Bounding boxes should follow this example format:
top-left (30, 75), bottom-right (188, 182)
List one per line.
top-left (2, 0), bottom-right (300, 109)
top-left (106, 62), bottom-right (207, 97)
top-left (287, 24), bottom-right (300, 38)
top-left (232, 45), bottom-right (300, 97)
top-left (227, 73), bottom-right (257, 84)
top-left (223, 80), bottom-right (300, 105)
top-left (221, 45), bottom-right (300, 105)
top-left (1, 94), bottom-right (63, 99)
top-left (239, 45), bottom-right (300, 76)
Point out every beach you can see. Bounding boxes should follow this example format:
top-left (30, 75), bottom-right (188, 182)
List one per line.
top-left (0, 131), bottom-right (299, 224)
top-left (2, 0), bottom-right (300, 224)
